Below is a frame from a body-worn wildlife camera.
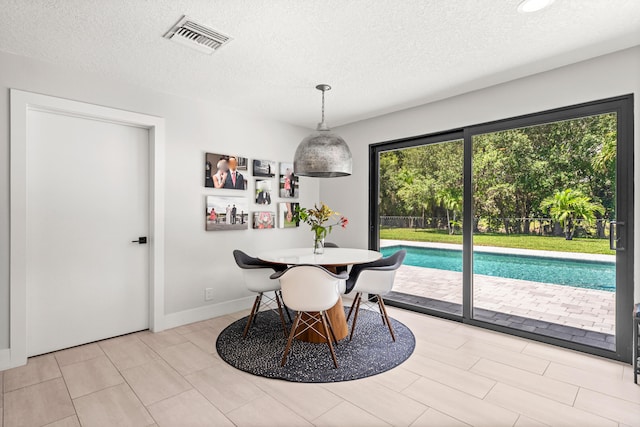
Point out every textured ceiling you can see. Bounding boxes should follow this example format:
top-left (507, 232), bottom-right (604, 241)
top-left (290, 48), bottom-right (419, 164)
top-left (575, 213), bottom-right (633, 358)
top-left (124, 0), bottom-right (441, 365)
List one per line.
top-left (1, 0), bottom-right (639, 128)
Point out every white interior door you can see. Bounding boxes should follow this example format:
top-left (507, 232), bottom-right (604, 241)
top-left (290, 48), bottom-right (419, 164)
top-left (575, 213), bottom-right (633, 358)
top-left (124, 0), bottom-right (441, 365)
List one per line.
top-left (26, 109), bottom-right (150, 356)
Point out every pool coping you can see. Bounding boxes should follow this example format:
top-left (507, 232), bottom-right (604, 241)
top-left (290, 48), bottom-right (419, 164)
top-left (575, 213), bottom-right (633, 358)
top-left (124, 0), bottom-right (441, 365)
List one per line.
top-left (380, 239), bottom-right (616, 263)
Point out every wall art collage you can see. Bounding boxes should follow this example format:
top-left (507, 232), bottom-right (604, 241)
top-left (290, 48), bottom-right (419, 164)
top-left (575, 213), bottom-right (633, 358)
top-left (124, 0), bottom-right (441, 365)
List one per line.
top-left (204, 153), bottom-right (300, 231)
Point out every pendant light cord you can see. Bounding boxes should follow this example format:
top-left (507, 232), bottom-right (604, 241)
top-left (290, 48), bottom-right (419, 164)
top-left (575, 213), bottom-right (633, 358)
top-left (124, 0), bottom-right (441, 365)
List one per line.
top-left (315, 84), bottom-right (331, 130)
top-left (321, 89), bottom-right (326, 124)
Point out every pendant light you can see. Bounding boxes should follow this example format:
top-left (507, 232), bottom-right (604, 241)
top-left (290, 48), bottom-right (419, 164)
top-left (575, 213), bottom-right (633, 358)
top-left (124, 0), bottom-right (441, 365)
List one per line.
top-left (294, 84), bottom-right (352, 177)
top-left (517, 0), bottom-right (555, 13)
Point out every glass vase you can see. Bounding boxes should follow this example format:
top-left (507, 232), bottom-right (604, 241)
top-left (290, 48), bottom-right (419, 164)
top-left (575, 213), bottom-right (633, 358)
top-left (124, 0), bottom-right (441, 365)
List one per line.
top-left (313, 237), bottom-right (325, 254)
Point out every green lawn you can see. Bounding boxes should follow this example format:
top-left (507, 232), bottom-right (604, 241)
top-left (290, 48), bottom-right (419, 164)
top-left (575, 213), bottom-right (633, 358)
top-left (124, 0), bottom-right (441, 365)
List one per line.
top-left (380, 228), bottom-right (613, 255)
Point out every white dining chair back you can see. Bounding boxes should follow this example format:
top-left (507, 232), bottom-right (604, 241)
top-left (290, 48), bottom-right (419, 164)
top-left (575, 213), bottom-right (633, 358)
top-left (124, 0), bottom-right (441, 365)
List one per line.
top-left (352, 269), bottom-right (397, 295)
top-left (278, 266), bottom-right (341, 312)
top-left (271, 265), bottom-right (348, 368)
top-left (233, 250), bottom-right (289, 338)
top-left (241, 268), bottom-right (280, 293)
top-left (345, 250), bottom-right (406, 342)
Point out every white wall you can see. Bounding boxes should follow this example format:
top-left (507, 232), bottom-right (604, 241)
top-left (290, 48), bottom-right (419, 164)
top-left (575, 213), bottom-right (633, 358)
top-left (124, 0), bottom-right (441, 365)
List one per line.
top-left (321, 46), bottom-right (640, 302)
top-left (0, 51), bottom-right (316, 351)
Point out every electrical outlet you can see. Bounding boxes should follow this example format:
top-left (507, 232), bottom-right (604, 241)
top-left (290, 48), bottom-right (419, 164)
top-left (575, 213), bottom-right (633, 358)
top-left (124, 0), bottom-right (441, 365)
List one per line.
top-left (205, 288), bottom-right (214, 301)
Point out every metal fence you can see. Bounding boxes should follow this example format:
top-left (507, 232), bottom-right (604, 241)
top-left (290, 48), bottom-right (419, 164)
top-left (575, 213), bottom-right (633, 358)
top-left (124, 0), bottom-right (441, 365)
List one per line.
top-left (380, 216), bottom-right (611, 238)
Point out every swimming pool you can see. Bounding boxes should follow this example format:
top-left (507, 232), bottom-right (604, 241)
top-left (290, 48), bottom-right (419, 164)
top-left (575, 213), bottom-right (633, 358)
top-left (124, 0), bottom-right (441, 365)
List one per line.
top-left (381, 245), bottom-right (615, 292)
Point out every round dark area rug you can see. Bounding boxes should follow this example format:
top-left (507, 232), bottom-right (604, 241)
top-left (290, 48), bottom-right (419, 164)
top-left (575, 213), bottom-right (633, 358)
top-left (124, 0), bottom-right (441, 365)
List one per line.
top-left (216, 307), bottom-right (415, 383)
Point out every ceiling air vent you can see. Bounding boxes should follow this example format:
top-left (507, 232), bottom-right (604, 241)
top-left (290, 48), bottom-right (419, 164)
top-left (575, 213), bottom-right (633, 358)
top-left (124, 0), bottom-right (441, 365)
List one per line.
top-left (164, 15), bottom-right (232, 54)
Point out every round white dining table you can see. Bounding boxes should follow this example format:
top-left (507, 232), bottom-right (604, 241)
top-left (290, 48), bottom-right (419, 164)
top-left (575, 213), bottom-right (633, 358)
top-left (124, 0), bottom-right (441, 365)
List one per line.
top-left (257, 247), bottom-right (382, 343)
top-left (257, 247), bottom-right (382, 267)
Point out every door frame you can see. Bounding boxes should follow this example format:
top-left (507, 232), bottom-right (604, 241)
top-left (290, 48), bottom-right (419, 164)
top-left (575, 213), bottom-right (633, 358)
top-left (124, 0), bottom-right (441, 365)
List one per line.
top-left (8, 89), bottom-right (166, 369)
top-left (369, 94), bottom-right (634, 363)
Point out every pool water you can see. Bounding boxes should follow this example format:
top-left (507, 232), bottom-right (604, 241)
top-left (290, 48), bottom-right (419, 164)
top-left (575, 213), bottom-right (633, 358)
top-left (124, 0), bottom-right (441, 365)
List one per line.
top-left (381, 245), bottom-right (615, 292)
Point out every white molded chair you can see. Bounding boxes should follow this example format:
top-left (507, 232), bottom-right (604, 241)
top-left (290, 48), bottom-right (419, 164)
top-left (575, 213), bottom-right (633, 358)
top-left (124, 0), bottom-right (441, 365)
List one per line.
top-left (271, 265), bottom-right (348, 368)
top-left (233, 250), bottom-right (289, 338)
top-left (345, 250), bottom-right (406, 341)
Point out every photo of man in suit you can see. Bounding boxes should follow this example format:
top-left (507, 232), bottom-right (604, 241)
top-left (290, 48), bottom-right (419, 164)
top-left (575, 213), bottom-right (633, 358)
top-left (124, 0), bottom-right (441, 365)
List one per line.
top-left (223, 156), bottom-right (245, 190)
top-left (231, 204), bottom-right (237, 224)
top-left (255, 179), bottom-right (272, 205)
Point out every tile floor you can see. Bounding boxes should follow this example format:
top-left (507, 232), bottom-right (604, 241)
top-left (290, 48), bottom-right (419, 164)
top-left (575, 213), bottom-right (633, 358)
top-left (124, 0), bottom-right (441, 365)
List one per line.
top-left (2, 306), bottom-right (638, 427)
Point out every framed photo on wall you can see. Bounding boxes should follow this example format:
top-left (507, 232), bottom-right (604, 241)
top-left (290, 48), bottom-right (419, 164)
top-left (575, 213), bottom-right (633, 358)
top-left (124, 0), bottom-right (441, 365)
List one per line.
top-left (253, 211), bottom-right (275, 229)
top-left (205, 152), bottom-right (248, 189)
top-left (252, 159), bottom-right (276, 177)
top-left (206, 195), bottom-right (249, 231)
top-left (278, 202), bottom-right (299, 228)
top-left (255, 179), bottom-right (272, 205)
top-left (279, 162), bottom-right (299, 198)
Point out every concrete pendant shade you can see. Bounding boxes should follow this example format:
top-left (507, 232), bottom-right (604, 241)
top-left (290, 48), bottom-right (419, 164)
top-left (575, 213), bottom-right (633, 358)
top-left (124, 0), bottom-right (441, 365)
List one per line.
top-left (294, 85), bottom-right (352, 177)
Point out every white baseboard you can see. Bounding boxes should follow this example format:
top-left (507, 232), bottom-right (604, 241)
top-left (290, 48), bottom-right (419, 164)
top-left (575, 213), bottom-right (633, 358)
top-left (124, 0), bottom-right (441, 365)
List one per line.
top-left (2, 294), bottom-right (352, 370)
top-left (161, 296), bottom-right (255, 331)
top-left (0, 297), bottom-right (255, 371)
top-left (0, 348), bottom-right (17, 371)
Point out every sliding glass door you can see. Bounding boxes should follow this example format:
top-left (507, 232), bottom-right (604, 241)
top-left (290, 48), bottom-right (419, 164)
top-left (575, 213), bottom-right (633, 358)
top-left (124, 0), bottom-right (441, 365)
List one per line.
top-left (471, 114), bottom-right (619, 351)
top-left (369, 95), bottom-right (634, 362)
top-left (377, 135), bottom-right (464, 316)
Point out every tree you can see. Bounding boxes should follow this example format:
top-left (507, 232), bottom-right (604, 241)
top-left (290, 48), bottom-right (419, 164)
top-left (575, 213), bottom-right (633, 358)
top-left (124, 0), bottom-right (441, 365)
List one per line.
top-left (379, 141), bottom-right (463, 223)
top-left (378, 113), bottom-right (615, 239)
top-left (436, 187), bottom-right (462, 234)
top-left (540, 189), bottom-right (605, 240)
top-left (378, 152), bottom-right (404, 215)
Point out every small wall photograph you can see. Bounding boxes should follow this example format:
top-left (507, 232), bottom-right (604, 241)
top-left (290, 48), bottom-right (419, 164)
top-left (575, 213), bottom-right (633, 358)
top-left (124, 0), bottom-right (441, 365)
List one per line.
top-left (279, 162), bottom-right (299, 198)
top-left (205, 153), bottom-right (248, 189)
top-left (278, 202), bottom-right (299, 228)
top-left (253, 211), bottom-right (275, 229)
top-left (255, 179), bottom-right (272, 205)
top-left (206, 196), bottom-right (249, 231)
top-left (252, 159), bottom-right (276, 177)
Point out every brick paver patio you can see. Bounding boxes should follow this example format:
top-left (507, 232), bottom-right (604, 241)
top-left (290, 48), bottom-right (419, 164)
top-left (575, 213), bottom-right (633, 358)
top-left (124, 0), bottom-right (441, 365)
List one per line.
top-left (393, 264), bottom-right (615, 335)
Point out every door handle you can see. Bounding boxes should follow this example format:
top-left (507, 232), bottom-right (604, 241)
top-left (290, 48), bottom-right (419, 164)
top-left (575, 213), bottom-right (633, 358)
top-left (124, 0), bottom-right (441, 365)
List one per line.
top-left (609, 221), bottom-right (624, 251)
top-left (131, 237), bottom-right (148, 244)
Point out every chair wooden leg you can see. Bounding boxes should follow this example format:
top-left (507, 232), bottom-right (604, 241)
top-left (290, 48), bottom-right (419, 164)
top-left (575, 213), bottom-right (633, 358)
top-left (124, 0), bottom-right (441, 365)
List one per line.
top-left (325, 312), bottom-right (338, 345)
top-left (280, 291), bottom-right (293, 323)
top-left (243, 294), bottom-right (262, 338)
top-left (321, 311), bottom-right (339, 368)
top-left (281, 312), bottom-right (301, 367)
top-left (346, 292), bottom-right (361, 322)
top-left (253, 293), bottom-right (263, 322)
top-left (378, 295), bottom-right (396, 342)
top-left (375, 296), bottom-right (387, 325)
top-left (275, 291), bottom-right (288, 337)
top-left (349, 293), bottom-right (363, 341)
